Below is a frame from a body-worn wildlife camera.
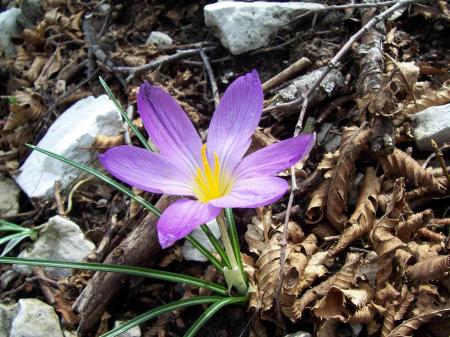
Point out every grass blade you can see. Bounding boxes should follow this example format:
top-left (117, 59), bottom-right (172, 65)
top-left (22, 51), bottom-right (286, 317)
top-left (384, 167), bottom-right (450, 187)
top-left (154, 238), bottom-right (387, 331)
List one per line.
top-left (99, 77), bottom-right (153, 152)
top-left (0, 257), bottom-right (227, 296)
top-left (200, 224), bottom-right (231, 269)
top-left (0, 220), bottom-right (30, 233)
top-left (183, 296), bottom-right (247, 337)
top-left (26, 144), bottom-right (161, 217)
top-left (1, 234), bottom-right (31, 256)
top-left (101, 296), bottom-right (225, 337)
top-left (224, 208), bottom-right (247, 287)
top-left (185, 235), bottom-right (225, 271)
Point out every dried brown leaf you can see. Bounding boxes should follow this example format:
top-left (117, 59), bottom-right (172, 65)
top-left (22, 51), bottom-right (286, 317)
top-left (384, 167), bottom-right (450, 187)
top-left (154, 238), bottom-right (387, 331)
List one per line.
top-left (92, 135), bottom-right (124, 149)
top-left (397, 209), bottom-right (434, 241)
top-left (326, 126), bottom-right (373, 230)
top-left (4, 89), bottom-right (46, 130)
top-left (306, 179), bottom-right (330, 224)
top-left (387, 308), bottom-right (450, 337)
top-left (330, 167), bottom-right (381, 256)
top-left (297, 251), bottom-right (329, 293)
top-left (377, 148), bottom-right (445, 192)
top-left (25, 56), bottom-right (46, 82)
top-left (406, 255), bottom-right (450, 282)
top-left (404, 81), bottom-right (450, 114)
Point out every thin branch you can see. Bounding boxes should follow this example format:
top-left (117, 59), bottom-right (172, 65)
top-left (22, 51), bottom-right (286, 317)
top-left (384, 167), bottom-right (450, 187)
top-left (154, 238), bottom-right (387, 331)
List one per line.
top-left (262, 57), bottom-right (311, 93)
top-left (263, 0), bottom-right (425, 116)
top-left (113, 47), bottom-right (216, 81)
top-left (200, 50), bottom-right (220, 107)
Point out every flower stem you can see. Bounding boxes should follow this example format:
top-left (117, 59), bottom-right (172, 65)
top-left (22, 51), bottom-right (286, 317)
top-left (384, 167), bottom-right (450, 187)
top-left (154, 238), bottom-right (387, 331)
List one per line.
top-left (216, 211), bottom-right (247, 295)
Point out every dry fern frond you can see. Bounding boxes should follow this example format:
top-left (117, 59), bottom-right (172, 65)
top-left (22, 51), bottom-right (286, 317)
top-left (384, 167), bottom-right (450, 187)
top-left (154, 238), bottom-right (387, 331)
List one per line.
top-left (326, 126), bottom-right (373, 230)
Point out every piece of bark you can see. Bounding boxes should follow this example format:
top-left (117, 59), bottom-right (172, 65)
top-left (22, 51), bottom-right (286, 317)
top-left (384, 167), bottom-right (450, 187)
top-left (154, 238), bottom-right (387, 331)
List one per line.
top-left (268, 67), bottom-right (347, 119)
top-left (74, 195), bottom-right (176, 334)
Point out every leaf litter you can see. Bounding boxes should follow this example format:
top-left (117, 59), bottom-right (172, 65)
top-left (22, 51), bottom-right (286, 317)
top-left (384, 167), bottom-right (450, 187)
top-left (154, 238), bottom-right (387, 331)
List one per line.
top-left (0, 0), bottom-right (450, 336)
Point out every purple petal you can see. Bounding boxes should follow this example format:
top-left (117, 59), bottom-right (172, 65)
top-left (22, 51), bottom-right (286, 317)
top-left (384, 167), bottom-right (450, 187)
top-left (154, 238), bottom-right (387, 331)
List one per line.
top-left (157, 198), bottom-right (221, 248)
top-left (234, 134), bottom-right (315, 179)
top-left (100, 145), bottom-right (194, 196)
top-left (210, 176), bottom-right (288, 208)
top-left (137, 82), bottom-right (202, 173)
top-left (207, 70), bottom-right (263, 174)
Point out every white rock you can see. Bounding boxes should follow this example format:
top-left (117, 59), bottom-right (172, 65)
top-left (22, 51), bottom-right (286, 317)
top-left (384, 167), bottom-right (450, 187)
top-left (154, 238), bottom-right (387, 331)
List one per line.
top-left (147, 31), bottom-right (173, 47)
top-left (284, 332), bottom-right (311, 337)
top-left (0, 175), bottom-right (20, 216)
top-left (284, 332), bottom-right (312, 337)
top-left (182, 219), bottom-right (220, 262)
top-left (411, 103), bottom-right (450, 150)
top-left (0, 8), bottom-right (21, 57)
top-left (0, 302), bottom-right (19, 337)
top-left (15, 95), bottom-right (123, 198)
top-left (114, 321), bottom-right (142, 337)
top-left (14, 215), bottom-right (95, 278)
top-left (204, 1), bottom-right (324, 55)
top-left (9, 299), bottom-right (63, 337)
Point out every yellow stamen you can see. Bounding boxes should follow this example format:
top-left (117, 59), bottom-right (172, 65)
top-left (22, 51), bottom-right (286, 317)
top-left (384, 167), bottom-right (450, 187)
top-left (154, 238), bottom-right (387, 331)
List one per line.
top-left (193, 144), bottom-right (232, 203)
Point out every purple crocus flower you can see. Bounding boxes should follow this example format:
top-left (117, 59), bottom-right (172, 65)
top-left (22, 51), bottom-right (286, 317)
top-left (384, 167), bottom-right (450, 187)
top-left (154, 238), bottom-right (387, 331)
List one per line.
top-left (100, 70), bottom-right (315, 248)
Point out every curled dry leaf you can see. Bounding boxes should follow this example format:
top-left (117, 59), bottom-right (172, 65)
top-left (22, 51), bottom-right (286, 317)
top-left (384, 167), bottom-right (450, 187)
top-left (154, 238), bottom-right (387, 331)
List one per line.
top-left (377, 148), bottom-right (445, 192)
top-left (406, 255), bottom-right (450, 282)
top-left (404, 81), bottom-right (450, 114)
top-left (326, 126), bottom-right (373, 230)
top-left (92, 134), bottom-right (124, 149)
top-left (387, 308), bottom-right (450, 337)
top-left (294, 275), bottom-right (336, 319)
top-left (25, 56), bottom-right (47, 82)
top-left (314, 254), bottom-right (368, 321)
top-left (245, 217), bottom-right (265, 255)
top-left (371, 179), bottom-right (406, 289)
top-left (306, 178), bottom-right (330, 224)
top-left (329, 167), bottom-right (382, 257)
top-left (4, 89), bottom-right (46, 130)
top-left (297, 251), bottom-right (329, 293)
top-left (417, 227), bottom-right (446, 242)
top-left (397, 209), bottom-right (434, 241)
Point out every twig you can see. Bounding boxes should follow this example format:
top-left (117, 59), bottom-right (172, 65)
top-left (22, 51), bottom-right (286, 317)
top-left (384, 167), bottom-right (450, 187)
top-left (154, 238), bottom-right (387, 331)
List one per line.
top-left (33, 267), bottom-right (56, 304)
top-left (113, 46), bottom-right (216, 81)
top-left (431, 139), bottom-right (450, 188)
top-left (200, 50), bottom-right (220, 107)
top-left (54, 180), bottom-right (66, 217)
top-left (263, 0), bottom-right (424, 116)
top-left (262, 57), bottom-right (311, 93)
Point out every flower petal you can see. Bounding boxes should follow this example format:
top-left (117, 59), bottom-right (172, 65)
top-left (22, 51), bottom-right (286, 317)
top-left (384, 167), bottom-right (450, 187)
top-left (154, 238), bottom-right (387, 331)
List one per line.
top-left (210, 176), bottom-right (288, 208)
top-left (234, 134), bottom-right (315, 179)
top-left (137, 82), bottom-right (202, 173)
top-left (157, 198), bottom-right (221, 248)
top-left (207, 70), bottom-right (263, 174)
top-left (99, 145), bottom-right (194, 196)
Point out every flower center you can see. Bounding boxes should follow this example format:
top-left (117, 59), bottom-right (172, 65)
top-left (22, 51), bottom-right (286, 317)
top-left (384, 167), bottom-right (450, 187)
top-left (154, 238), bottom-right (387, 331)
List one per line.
top-left (193, 144), bottom-right (232, 203)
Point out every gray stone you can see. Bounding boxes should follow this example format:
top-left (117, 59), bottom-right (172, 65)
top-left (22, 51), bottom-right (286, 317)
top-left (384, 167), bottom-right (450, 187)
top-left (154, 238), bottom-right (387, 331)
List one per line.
top-left (15, 95), bottom-right (123, 198)
top-left (0, 175), bottom-right (20, 217)
top-left (181, 219), bottom-right (220, 262)
top-left (0, 302), bottom-right (19, 337)
top-left (0, 8), bottom-right (21, 57)
top-left (10, 299), bottom-right (63, 337)
top-left (14, 215), bottom-right (95, 278)
top-left (411, 103), bottom-right (450, 150)
top-left (204, 1), bottom-right (324, 55)
top-left (18, 0), bottom-right (44, 28)
top-left (147, 31), bottom-right (173, 47)
top-left (114, 321), bottom-right (142, 337)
